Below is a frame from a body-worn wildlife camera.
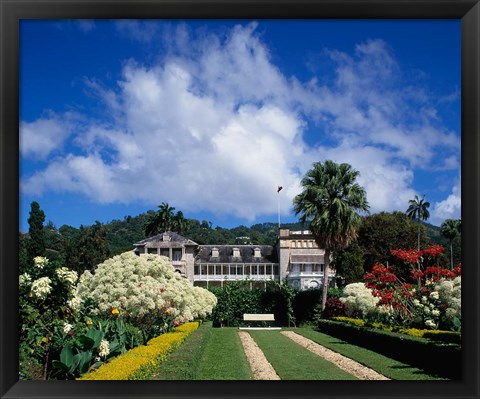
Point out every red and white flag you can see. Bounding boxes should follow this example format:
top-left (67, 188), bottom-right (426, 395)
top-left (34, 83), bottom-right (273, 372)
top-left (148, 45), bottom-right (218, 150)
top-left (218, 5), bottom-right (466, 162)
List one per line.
top-left (277, 186), bottom-right (283, 193)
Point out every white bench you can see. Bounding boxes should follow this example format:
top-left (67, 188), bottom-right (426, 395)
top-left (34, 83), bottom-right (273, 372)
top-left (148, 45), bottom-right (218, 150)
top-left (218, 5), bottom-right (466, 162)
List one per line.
top-left (239, 313), bottom-right (282, 330)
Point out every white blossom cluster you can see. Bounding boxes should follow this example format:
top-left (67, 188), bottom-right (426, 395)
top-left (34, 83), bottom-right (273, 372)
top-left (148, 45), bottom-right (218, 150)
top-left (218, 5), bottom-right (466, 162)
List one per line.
top-left (30, 276), bottom-right (52, 301)
top-left (55, 267), bottom-right (78, 286)
top-left (19, 273), bottom-right (32, 288)
top-left (33, 256), bottom-right (49, 270)
top-left (76, 252), bottom-right (217, 326)
top-left (435, 276), bottom-right (461, 321)
top-left (340, 282), bottom-right (380, 318)
top-left (98, 339), bottom-right (110, 357)
top-left (67, 294), bottom-right (82, 312)
top-left (63, 322), bottom-right (73, 334)
top-left (411, 294), bottom-right (440, 329)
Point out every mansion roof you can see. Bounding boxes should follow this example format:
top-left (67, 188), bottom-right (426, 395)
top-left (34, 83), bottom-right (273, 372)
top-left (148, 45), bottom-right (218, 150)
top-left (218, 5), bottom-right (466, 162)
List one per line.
top-left (134, 231), bottom-right (198, 248)
top-left (195, 245), bottom-right (278, 264)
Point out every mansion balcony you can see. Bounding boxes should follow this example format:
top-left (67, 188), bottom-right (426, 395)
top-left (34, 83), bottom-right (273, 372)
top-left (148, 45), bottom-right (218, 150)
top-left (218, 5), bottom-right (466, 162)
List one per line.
top-left (193, 263), bottom-right (279, 282)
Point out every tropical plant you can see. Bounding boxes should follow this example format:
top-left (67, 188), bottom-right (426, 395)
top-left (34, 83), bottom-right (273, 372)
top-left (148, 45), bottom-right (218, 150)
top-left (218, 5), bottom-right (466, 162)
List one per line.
top-left (440, 219), bottom-right (461, 269)
top-left (144, 203), bottom-right (187, 236)
top-left (293, 160), bottom-right (369, 310)
top-left (406, 195), bottom-right (430, 251)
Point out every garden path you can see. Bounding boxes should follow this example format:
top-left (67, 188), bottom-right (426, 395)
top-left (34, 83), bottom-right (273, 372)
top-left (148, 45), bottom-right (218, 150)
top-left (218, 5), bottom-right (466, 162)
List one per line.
top-left (238, 331), bottom-right (280, 380)
top-left (281, 331), bottom-right (390, 380)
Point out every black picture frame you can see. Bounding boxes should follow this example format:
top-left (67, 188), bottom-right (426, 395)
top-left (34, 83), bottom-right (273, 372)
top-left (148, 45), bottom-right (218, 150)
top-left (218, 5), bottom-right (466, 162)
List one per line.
top-left (1, 1), bottom-right (479, 398)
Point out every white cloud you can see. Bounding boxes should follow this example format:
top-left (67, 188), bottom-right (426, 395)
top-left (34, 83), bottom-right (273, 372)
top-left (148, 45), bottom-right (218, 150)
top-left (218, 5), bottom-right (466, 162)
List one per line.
top-left (431, 181), bottom-right (461, 224)
top-left (21, 22), bottom-right (460, 224)
top-left (20, 113), bottom-right (74, 160)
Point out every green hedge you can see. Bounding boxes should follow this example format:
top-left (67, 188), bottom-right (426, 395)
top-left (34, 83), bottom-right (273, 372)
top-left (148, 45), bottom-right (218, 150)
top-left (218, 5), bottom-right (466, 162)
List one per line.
top-left (317, 320), bottom-right (461, 379)
top-left (332, 317), bottom-right (462, 344)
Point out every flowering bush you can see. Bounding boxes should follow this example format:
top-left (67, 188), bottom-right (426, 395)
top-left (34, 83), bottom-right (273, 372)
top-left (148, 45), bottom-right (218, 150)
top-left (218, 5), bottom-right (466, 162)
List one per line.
top-left (435, 276), bottom-right (461, 330)
top-left (19, 256), bottom-right (81, 379)
top-left (75, 252), bottom-right (217, 338)
top-left (339, 282), bottom-right (380, 318)
top-left (322, 297), bottom-right (346, 319)
top-left (360, 244), bottom-right (462, 331)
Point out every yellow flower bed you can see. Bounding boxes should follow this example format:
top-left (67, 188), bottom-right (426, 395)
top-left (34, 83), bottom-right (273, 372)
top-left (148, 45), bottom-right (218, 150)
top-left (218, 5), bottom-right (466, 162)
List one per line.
top-left (331, 317), bottom-right (459, 341)
top-left (78, 321), bottom-right (200, 380)
top-left (332, 316), bottom-right (366, 327)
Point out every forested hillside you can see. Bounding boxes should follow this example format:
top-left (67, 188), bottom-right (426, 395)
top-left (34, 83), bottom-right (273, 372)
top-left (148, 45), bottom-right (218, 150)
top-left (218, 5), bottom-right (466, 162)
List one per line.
top-left (19, 202), bottom-right (460, 281)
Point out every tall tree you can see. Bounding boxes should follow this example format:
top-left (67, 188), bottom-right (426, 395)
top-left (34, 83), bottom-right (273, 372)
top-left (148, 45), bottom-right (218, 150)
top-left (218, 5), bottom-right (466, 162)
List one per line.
top-left (440, 219), bottom-right (461, 269)
top-left (293, 160), bottom-right (369, 311)
top-left (26, 201), bottom-right (46, 261)
top-left (406, 195), bottom-right (430, 250)
top-left (144, 202), bottom-right (176, 236)
top-left (76, 221), bottom-right (110, 272)
top-left (357, 211), bottom-right (426, 275)
top-left (172, 211), bottom-right (186, 233)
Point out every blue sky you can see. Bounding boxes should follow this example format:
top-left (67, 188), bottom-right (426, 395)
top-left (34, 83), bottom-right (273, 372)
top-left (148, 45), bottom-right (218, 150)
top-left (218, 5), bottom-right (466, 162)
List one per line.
top-left (19, 19), bottom-right (461, 232)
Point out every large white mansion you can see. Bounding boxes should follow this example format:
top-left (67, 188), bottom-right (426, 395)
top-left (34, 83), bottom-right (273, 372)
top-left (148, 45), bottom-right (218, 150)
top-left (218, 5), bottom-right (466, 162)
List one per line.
top-left (133, 229), bottom-right (335, 290)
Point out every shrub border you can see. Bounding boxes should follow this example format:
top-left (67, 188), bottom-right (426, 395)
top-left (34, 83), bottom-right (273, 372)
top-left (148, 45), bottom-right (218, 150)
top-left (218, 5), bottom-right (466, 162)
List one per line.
top-left (77, 321), bottom-right (200, 380)
top-left (317, 319), bottom-right (461, 379)
top-left (332, 316), bottom-right (462, 344)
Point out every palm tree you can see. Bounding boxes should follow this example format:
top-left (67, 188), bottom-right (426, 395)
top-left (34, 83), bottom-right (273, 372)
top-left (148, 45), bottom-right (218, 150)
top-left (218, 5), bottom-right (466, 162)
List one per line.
top-left (143, 202), bottom-right (176, 237)
top-left (406, 195), bottom-right (430, 251)
top-left (172, 211), bottom-right (186, 233)
top-left (440, 219), bottom-right (461, 269)
top-left (293, 160), bottom-right (369, 311)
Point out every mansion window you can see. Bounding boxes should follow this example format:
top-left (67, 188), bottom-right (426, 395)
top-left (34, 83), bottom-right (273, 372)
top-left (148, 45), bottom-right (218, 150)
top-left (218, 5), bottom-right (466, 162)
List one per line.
top-left (172, 249), bottom-right (182, 261)
top-left (233, 248), bottom-right (240, 258)
top-left (147, 248), bottom-right (157, 254)
top-left (212, 248), bottom-right (219, 258)
top-left (160, 248), bottom-right (169, 257)
top-left (254, 248), bottom-right (261, 258)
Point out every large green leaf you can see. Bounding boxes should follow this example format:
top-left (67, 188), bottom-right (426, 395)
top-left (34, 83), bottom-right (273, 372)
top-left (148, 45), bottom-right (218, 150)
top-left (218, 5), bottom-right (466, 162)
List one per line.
top-left (59, 344), bottom-right (73, 366)
top-left (86, 329), bottom-right (104, 348)
top-left (78, 351), bottom-right (93, 375)
top-left (51, 360), bottom-right (69, 371)
top-left (77, 335), bottom-right (95, 351)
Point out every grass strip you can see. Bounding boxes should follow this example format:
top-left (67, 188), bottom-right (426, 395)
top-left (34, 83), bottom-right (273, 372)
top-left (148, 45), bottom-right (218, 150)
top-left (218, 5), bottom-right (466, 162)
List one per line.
top-left (195, 327), bottom-right (253, 380)
top-left (150, 321), bottom-right (212, 380)
top-left (292, 327), bottom-right (448, 380)
top-left (249, 331), bottom-right (358, 380)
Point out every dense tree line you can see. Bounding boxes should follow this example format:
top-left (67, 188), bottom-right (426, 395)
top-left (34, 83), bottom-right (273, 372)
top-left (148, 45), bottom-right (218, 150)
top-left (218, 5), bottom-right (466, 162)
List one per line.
top-left (19, 201), bottom-right (460, 280)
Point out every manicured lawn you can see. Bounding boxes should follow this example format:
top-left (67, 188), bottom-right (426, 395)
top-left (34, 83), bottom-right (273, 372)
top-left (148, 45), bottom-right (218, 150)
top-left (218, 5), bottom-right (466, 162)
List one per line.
top-left (291, 327), bottom-right (448, 380)
top-left (150, 323), bottom-right (447, 380)
top-left (248, 330), bottom-right (358, 380)
top-left (151, 322), bottom-right (253, 380)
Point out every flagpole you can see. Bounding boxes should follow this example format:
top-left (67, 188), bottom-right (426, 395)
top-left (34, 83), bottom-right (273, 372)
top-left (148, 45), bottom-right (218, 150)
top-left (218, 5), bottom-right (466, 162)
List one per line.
top-left (278, 191), bottom-right (280, 229)
top-left (277, 185), bottom-right (282, 229)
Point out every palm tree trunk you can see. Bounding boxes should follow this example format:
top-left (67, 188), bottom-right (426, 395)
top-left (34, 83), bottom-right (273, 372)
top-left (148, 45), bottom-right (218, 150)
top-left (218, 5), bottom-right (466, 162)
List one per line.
top-left (321, 249), bottom-right (330, 311)
top-left (450, 241), bottom-right (453, 270)
top-left (417, 220), bottom-right (421, 251)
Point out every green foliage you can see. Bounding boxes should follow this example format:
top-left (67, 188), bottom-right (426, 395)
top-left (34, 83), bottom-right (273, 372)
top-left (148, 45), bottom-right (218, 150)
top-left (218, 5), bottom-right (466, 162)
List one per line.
top-left (357, 211), bottom-right (429, 275)
top-left (332, 241), bottom-right (365, 285)
top-left (209, 281), bottom-right (265, 327)
top-left (26, 201), bottom-right (46, 261)
top-left (51, 318), bottom-right (144, 379)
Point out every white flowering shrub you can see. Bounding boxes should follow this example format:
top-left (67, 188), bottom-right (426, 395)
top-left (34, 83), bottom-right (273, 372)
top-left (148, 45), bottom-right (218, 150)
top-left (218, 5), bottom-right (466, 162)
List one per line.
top-left (30, 276), bottom-right (53, 301)
top-left (435, 276), bottom-right (461, 327)
top-left (339, 282), bottom-right (380, 319)
top-left (76, 252), bottom-right (217, 332)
